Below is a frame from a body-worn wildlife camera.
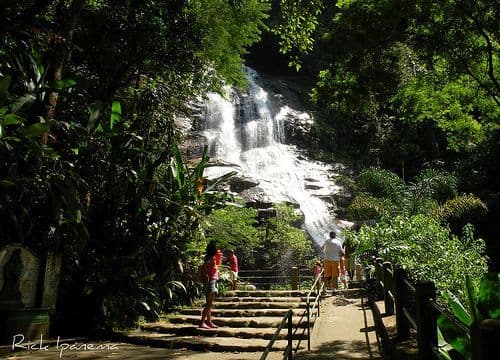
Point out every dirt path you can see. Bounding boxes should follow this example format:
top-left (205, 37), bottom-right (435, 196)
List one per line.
top-left (294, 290), bottom-right (381, 359)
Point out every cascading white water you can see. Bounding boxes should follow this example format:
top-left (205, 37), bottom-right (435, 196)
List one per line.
top-left (203, 68), bottom-right (344, 247)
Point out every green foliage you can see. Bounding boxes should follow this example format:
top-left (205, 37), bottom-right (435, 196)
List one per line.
top-left (272, 0), bottom-right (324, 70)
top-left (333, 174), bottom-right (358, 195)
top-left (392, 74), bottom-right (499, 151)
top-left (190, 0), bottom-right (269, 89)
top-left (358, 167), bottom-right (408, 202)
top-left (412, 169), bottom-right (458, 204)
top-left (347, 194), bottom-right (393, 221)
top-left (435, 194), bottom-right (488, 225)
top-left (438, 273), bottom-right (500, 360)
top-left (350, 214), bottom-right (488, 306)
top-left (204, 202), bottom-right (314, 270)
top-left (268, 203), bottom-right (314, 266)
top-left (278, 0), bottom-right (499, 214)
top-left (1, 0), bottom-right (267, 330)
top-left (347, 168), bottom-right (486, 229)
top-left (204, 205), bottom-right (260, 267)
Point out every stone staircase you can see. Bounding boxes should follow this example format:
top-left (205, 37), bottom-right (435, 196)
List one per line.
top-left (118, 289), bottom-right (315, 353)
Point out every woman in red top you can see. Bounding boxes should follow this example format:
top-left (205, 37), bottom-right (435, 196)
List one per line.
top-left (200, 241), bottom-right (219, 329)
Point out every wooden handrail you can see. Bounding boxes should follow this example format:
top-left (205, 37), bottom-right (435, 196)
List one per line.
top-left (305, 269), bottom-right (324, 351)
top-left (260, 268), bottom-right (324, 359)
top-left (370, 258), bottom-right (500, 360)
top-left (429, 301), bottom-right (470, 334)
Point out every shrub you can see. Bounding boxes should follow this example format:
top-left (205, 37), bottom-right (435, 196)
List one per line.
top-left (348, 193), bottom-right (394, 221)
top-left (349, 214), bottom-right (488, 306)
top-left (358, 167), bottom-right (408, 202)
top-left (204, 202), bottom-right (314, 270)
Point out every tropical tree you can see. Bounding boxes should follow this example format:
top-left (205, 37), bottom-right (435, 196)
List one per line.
top-left (1, 0), bottom-right (268, 330)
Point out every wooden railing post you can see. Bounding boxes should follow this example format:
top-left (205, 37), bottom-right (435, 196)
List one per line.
top-left (383, 262), bottom-right (394, 316)
top-left (394, 268), bottom-right (410, 340)
top-left (306, 303), bottom-right (311, 351)
top-left (291, 266), bottom-right (298, 290)
top-left (415, 281), bottom-right (437, 360)
top-left (375, 258), bottom-right (384, 300)
top-left (471, 319), bottom-right (500, 360)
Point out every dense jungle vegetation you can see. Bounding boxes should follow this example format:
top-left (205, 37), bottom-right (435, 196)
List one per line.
top-left (0, 0), bottom-right (498, 334)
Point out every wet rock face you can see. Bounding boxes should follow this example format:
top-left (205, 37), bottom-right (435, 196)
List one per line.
top-left (178, 71), bottom-right (316, 158)
top-left (239, 187), bottom-right (274, 209)
top-left (305, 184), bottom-right (322, 190)
top-left (229, 176), bottom-right (260, 192)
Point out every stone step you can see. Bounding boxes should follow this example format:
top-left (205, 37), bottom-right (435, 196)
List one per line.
top-left (213, 301), bottom-right (307, 309)
top-left (140, 323), bottom-right (308, 340)
top-left (179, 307), bottom-right (306, 317)
top-left (168, 315), bottom-right (313, 328)
top-left (216, 296), bottom-right (310, 303)
top-left (119, 330), bottom-right (305, 352)
top-left (222, 290), bottom-right (314, 298)
top-left (223, 290), bottom-right (312, 297)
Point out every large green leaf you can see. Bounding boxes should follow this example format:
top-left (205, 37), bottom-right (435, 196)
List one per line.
top-left (437, 314), bottom-right (471, 360)
top-left (437, 326), bottom-right (453, 360)
top-left (443, 290), bottom-right (473, 327)
top-left (166, 280), bottom-right (187, 293)
top-left (190, 145), bottom-right (209, 181)
top-left (110, 100), bottom-right (121, 130)
top-left (11, 94), bottom-right (36, 113)
top-left (2, 114), bottom-right (25, 126)
top-left (55, 78), bottom-right (77, 89)
top-left (22, 122), bottom-right (51, 137)
top-left (477, 272), bottom-right (500, 319)
top-left (204, 170), bottom-right (238, 193)
top-left (464, 275), bottom-right (478, 322)
top-left (170, 144), bottom-right (186, 191)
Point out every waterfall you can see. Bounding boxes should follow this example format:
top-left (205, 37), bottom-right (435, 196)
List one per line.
top-left (203, 68), bottom-right (343, 247)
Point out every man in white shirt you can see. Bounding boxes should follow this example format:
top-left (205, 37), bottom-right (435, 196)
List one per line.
top-left (321, 231), bottom-right (344, 290)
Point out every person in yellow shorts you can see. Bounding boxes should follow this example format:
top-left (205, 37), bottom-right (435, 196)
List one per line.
top-left (321, 231), bottom-right (344, 290)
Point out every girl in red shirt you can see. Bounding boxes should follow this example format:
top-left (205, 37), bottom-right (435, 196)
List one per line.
top-left (200, 242), bottom-right (219, 329)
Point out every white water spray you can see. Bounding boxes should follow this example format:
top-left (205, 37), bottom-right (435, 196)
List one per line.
top-left (203, 68), bottom-right (344, 247)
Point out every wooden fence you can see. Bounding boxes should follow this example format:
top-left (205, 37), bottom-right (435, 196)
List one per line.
top-left (372, 257), bottom-right (500, 360)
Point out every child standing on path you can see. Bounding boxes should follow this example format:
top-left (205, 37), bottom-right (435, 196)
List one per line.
top-left (200, 241), bottom-right (219, 329)
top-left (228, 250), bottom-right (239, 290)
top-left (339, 256), bottom-right (348, 289)
top-left (313, 259), bottom-right (323, 281)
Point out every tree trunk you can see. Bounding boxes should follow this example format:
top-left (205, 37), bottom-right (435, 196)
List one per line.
top-left (42, 0), bottom-right (87, 126)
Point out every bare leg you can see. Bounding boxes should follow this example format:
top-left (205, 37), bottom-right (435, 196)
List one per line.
top-left (324, 276), bottom-right (331, 290)
top-left (200, 291), bottom-right (211, 328)
top-left (206, 292), bottom-right (218, 328)
top-left (332, 276), bottom-right (338, 290)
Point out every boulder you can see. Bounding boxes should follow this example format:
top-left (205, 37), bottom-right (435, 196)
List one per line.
top-left (305, 184), bottom-right (322, 190)
top-left (229, 176), bottom-right (260, 192)
top-left (291, 208), bottom-right (305, 228)
top-left (240, 187), bottom-right (273, 209)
